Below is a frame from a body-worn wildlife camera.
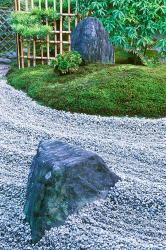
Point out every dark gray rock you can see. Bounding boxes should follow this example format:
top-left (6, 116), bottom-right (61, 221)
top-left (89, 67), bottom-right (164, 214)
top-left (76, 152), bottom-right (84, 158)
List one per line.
top-left (0, 57), bottom-right (11, 64)
top-left (24, 140), bottom-right (120, 242)
top-left (71, 17), bottom-right (114, 64)
top-left (5, 52), bottom-right (17, 59)
top-left (0, 64), bottom-right (10, 77)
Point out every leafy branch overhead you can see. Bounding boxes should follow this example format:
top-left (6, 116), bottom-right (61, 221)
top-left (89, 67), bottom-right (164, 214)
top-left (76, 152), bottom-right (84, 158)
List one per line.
top-left (10, 8), bottom-right (60, 39)
top-left (78, 0), bottom-right (166, 57)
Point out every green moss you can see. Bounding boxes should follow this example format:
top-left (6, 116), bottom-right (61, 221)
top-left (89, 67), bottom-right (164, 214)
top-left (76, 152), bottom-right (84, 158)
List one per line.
top-left (115, 48), bottom-right (133, 64)
top-left (115, 48), bottom-right (159, 65)
top-left (7, 63), bottom-right (166, 118)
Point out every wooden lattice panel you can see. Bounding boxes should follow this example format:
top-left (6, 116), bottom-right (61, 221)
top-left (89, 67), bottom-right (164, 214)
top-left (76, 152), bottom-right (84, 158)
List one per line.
top-left (0, 8), bottom-right (16, 56)
top-left (15, 0), bottom-right (78, 68)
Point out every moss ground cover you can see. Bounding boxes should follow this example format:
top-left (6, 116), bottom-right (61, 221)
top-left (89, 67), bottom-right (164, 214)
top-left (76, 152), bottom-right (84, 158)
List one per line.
top-left (7, 62), bottom-right (166, 118)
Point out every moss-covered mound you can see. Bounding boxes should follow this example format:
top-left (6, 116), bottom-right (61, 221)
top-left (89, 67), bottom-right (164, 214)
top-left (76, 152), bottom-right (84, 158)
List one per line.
top-left (7, 63), bottom-right (166, 118)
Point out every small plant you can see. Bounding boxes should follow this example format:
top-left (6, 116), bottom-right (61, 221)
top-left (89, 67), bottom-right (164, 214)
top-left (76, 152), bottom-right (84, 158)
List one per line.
top-left (51, 51), bottom-right (82, 75)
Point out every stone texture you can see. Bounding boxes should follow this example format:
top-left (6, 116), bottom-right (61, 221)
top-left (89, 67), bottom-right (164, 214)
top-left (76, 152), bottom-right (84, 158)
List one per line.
top-left (24, 140), bottom-right (120, 242)
top-left (0, 64), bottom-right (10, 77)
top-left (0, 57), bottom-right (11, 64)
top-left (71, 17), bottom-right (114, 64)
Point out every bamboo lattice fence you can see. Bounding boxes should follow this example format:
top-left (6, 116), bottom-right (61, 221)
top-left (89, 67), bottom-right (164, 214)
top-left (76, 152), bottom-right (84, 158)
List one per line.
top-left (15, 0), bottom-right (78, 68)
top-left (0, 7), bottom-right (16, 56)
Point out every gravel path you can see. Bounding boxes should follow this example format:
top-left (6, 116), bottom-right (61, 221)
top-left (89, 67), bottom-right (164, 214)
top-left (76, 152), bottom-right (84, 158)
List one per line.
top-left (0, 62), bottom-right (166, 250)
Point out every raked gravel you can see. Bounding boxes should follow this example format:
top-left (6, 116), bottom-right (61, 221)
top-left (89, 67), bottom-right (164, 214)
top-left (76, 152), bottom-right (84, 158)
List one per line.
top-left (0, 62), bottom-right (166, 250)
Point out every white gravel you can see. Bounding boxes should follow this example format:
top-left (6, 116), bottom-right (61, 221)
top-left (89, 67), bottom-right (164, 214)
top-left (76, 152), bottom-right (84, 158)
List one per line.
top-left (0, 63), bottom-right (166, 250)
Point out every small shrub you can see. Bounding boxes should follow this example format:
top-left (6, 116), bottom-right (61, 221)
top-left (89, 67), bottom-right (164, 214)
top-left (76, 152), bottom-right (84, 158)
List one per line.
top-left (51, 51), bottom-right (82, 75)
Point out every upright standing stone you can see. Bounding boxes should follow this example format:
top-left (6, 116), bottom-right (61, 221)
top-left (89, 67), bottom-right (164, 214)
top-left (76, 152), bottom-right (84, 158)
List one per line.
top-left (71, 17), bottom-right (114, 64)
top-left (24, 140), bottom-right (120, 242)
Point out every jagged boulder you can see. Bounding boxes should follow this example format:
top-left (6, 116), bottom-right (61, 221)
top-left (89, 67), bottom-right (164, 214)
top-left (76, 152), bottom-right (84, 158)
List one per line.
top-left (24, 140), bottom-right (120, 242)
top-left (71, 17), bottom-right (114, 64)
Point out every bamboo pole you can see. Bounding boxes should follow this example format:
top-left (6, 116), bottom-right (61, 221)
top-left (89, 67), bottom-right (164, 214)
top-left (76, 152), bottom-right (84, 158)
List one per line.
top-left (41, 42), bottom-right (44, 65)
top-left (75, 0), bottom-right (78, 27)
top-left (51, 31), bottom-right (71, 34)
top-left (31, 0), bottom-right (34, 9)
top-left (45, 0), bottom-right (50, 64)
top-left (18, 0), bottom-right (20, 11)
top-left (33, 39), bottom-right (36, 66)
top-left (38, 0), bottom-right (43, 64)
top-left (30, 0), bottom-right (35, 66)
top-left (25, 0), bottom-right (28, 11)
top-left (53, 0), bottom-right (57, 57)
top-left (22, 56), bottom-right (59, 60)
top-left (39, 0), bottom-right (42, 9)
top-left (27, 40), bottom-right (31, 67)
top-left (53, 0), bottom-right (56, 12)
top-left (14, 0), bottom-right (17, 11)
top-left (16, 34), bottom-right (21, 69)
top-left (20, 36), bottom-right (24, 68)
top-left (60, 0), bottom-right (63, 54)
top-left (15, 0), bottom-right (23, 68)
top-left (17, 0), bottom-right (22, 67)
top-left (68, 0), bottom-right (71, 51)
top-left (15, 0), bottom-right (20, 68)
top-left (22, 38), bottom-right (71, 44)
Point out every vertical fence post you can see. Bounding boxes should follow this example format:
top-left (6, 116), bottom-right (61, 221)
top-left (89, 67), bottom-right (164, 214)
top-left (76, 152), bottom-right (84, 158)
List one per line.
top-left (25, 1), bottom-right (31, 67)
top-left (15, 0), bottom-right (78, 68)
top-left (15, 0), bottom-right (21, 68)
top-left (53, 0), bottom-right (57, 57)
top-left (75, 0), bottom-right (78, 27)
top-left (60, 0), bottom-right (63, 54)
top-left (31, 0), bottom-right (34, 9)
top-left (25, 0), bottom-right (28, 11)
top-left (38, 0), bottom-right (44, 65)
top-left (45, 0), bottom-right (50, 64)
top-left (39, 0), bottom-right (41, 9)
top-left (17, 0), bottom-right (25, 68)
top-left (68, 0), bottom-right (71, 51)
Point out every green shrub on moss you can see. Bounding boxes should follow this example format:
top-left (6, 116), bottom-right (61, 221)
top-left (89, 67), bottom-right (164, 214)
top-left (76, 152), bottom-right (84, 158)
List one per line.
top-left (51, 51), bottom-right (82, 75)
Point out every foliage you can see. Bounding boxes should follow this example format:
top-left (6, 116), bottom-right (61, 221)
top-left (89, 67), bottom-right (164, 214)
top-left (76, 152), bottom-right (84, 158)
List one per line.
top-left (78, 0), bottom-right (166, 62)
top-left (51, 51), bottom-right (82, 75)
top-left (12, 23), bottom-right (52, 39)
top-left (8, 63), bottom-right (166, 118)
top-left (30, 7), bottom-right (60, 21)
top-left (34, 0), bottom-right (76, 11)
top-left (10, 8), bottom-right (59, 39)
top-left (0, 0), bottom-right (12, 8)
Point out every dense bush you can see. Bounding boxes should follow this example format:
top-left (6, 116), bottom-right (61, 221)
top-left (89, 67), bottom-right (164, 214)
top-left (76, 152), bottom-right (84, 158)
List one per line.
top-left (51, 51), bottom-right (82, 75)
top-left (10, 8), bottom-right (59, 39)
top-left (78, 0), bottom-right (166, 62)
top-left (0, 0), bottom-right (12, 8)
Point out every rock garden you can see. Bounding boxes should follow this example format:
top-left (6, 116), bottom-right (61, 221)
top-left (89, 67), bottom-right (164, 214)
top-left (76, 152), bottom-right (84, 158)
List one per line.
top-left (0, 0), bottom-right (166, 249)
